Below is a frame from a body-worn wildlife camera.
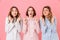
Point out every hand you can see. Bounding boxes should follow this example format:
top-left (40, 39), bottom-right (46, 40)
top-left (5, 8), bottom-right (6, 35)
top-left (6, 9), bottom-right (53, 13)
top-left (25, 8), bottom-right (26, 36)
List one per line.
top-left (35, 18), bottom-right (39, 24)
top-left (17, 16), bottom-right (21, 22)
top-left (23, 18), bottom-right (28, 25)
top-left (8, 16), bottom-right (13, 23)
top-left (40, 17), bottom-right (45, 26)
top-left (17, 17), bottom-right (21, 22)
top-left (51, 17), bottom-right (54, 24)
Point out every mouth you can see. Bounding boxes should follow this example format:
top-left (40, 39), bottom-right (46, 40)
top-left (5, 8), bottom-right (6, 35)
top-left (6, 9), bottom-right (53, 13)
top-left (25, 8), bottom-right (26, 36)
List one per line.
top-left (30, 13), bottom-right (32, 15)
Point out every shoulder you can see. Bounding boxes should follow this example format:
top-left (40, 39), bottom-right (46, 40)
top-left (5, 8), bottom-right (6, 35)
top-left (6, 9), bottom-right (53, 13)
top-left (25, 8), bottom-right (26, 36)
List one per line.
top-left (5, 16), bottom-right (9, 21)
top-left (5, 17), bottom-right (10, 23)
top-left (39, 16), bottom-right (45, 24)
top-left (40, 16), bottom-right (44, 21)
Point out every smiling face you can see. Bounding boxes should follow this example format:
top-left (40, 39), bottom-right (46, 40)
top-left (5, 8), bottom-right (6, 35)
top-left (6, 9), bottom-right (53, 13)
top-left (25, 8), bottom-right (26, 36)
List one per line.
top-left (43, 8), bottom-right (50, 17)
top-left (42, 6), bottom-right (53, 23)
top-left (11, 8), bottom-right (18, 17)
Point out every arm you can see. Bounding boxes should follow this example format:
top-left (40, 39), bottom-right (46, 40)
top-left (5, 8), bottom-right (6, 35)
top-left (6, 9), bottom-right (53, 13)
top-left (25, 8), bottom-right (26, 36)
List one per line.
top-left (40, 18), bottom-right (48, 34)
top-left (5, 17), bottom-right (15, 33)
top-left (45, 17), bottom-right (57, 33)
top-left (35, 19), bottom-right (40, 34)
top-left (51, 17), bottom-right (57, 32)
top-left (15, 19), bottom-right (23, 32)
top-left (22, 18), bottom-right (28, 34)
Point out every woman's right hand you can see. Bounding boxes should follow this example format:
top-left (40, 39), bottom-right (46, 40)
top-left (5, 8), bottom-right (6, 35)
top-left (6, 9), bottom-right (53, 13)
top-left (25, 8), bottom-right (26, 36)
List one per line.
top-left (8, 16), bottom-right (13, 23)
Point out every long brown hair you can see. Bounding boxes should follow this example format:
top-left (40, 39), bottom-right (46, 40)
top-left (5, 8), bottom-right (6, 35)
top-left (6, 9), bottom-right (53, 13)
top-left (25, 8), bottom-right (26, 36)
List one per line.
top-left (42, 6), bottom-right (53, 23)
top-left (8, 6), bottom-right (20, 19)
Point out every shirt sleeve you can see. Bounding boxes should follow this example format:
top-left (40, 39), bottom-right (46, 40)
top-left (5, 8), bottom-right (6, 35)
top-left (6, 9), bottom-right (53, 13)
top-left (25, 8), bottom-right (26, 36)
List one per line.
top-left (51, 17), bottom-right (57, 33)
top-left (35, 20), bottom-right (40, 34)
top-left (40, 18), bottom-right (48, 34)
top-left (22, 19), bottom-right (28, 34)
top-left (15, 19), bottom-right (23, 32)
top-left (5, 17), bottom-right (15, 33)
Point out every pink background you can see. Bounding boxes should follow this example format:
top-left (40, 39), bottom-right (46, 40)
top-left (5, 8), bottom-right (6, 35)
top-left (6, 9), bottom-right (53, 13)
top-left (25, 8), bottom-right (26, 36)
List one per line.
top-left (0, 0), bottom-right (60, 40)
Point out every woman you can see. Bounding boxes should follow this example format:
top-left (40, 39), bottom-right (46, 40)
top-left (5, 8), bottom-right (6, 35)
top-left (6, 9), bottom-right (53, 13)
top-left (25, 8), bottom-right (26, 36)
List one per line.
top-left (5, 6), bottom-right (23, 40)
top-left (22, 6), bottom-right (40, 40)
top-left (40, 6), bottom-right (59, 40)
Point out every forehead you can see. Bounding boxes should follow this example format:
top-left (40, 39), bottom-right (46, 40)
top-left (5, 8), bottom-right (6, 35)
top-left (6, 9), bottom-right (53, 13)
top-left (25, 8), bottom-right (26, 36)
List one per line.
top-left (12, 8), bottom-right (17, 10)
top-left (28, 8), bottom-right (33, 10)
top-left (44, 8), bottom-right (49, 10)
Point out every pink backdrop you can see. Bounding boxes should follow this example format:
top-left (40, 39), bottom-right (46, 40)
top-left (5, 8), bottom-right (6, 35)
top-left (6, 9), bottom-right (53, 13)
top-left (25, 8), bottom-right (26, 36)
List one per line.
top-left (0, 0), bottom-right (60, 40)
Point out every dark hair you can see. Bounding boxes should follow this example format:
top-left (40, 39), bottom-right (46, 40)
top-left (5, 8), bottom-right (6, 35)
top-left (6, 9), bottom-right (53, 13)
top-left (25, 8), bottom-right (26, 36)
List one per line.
top-left (42, 6), bottom-right (53, 23)
top-left (8, 6), bottom-right (20, 19)
top-left (26, 6), bottom-right (36, 17)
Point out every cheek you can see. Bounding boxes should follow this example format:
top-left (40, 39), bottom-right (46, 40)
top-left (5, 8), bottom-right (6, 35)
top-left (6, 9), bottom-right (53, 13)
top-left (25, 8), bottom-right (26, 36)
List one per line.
top-left (28, 11), bottom-right (34, 16)
top-left (11, 12), bottom-right (14, 15)
top-left (15, 12), bottom-right (18, 15)
top-left (44, 11), bottom-right (49, 14)
top-left (11, 12), bottom-right (17, 16)
top-left (28, 11), bottom-right (31, 14)
top-left (32, 12), bottom-right (34, 15)
top-left (28, 11), bottom-right (30, 13)
top-left (43, 12), bottom-right (48, 16)
top-left (46, 11), bottom-right (49, 14)
top-left (28, 11), bottom-right (30, 15)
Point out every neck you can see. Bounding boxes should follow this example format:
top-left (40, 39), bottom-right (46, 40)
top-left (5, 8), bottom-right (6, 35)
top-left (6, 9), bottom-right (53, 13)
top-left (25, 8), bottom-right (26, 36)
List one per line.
top-left (29, 16), bottom-right (33, 19)
top-left (13, 16), bottom-right (16, 18)
top-left (45, 15), bottom-right (49, 18)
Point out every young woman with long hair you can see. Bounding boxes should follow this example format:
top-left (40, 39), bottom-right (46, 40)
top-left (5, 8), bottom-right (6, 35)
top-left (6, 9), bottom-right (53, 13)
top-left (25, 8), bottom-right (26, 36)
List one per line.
top-left (40, 6), bottom-right (59, 40)
top-left (5, 6), bottom-right (23, 40)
